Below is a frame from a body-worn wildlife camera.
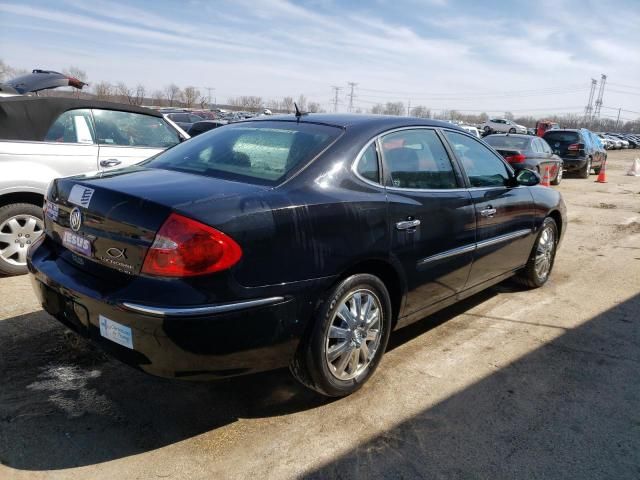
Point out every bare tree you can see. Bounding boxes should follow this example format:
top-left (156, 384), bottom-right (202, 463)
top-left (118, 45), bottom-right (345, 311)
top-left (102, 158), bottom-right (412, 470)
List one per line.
top-left (296, 94), bottom-right (307, 111)
top-left (371, 103), bottom-right (385, 114)
top-left (151, 90), bottom-right (165, 107)
top-left (281, 96), bottom-right (294, 113)
top-left (267, 99), bottom-right (281, 111)
top-left (0, 59), bottom-right (9, 82)
top-left (504, 111), bottom-right (515, 121)
top-left (183, 86), bottom-right (201, 108)
top-left (164, 84), bottom-right (182, 107)
top-left (308, 102), bottom-right (321, 113)
top-left (411, 105), bottom-right (431, 118)
top-left (134, 84), bottom-right (146, 106)
top-left (384, 102), bottom-right (404, 116)
top-left (116, 82), bottom-right (135, 104)
top-left (93, 81), bottom-right (113, 101)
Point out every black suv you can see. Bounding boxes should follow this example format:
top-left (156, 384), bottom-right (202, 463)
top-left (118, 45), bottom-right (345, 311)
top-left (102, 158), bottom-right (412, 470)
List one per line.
top-left (543, 128), bottom-right (605, 178)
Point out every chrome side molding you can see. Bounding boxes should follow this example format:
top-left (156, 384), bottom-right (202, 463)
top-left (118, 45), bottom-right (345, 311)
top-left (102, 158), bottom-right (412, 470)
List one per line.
top-left (121, 296), bottom-right (285, 317)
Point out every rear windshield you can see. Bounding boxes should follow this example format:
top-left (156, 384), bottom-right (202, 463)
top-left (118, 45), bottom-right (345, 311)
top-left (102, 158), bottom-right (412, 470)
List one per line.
top-left (544, 131), bottom-right (579, 143)
top-left (145, 121), bottom-right (342, 185)
top-left (484, 136), bottom-right (530, 149)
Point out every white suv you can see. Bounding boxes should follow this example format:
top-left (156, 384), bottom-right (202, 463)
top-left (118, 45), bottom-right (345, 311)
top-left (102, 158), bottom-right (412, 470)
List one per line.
top-left (481, 118), bottom-right (527, 134)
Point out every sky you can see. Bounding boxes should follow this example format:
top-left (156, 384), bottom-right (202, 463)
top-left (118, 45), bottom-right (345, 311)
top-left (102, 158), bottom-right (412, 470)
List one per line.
top-left (1, 0), bottom-right (639, 119)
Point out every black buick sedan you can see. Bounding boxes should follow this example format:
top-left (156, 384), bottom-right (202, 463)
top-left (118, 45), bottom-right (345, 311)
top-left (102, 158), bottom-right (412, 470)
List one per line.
top-left (28, 114), bottom-right (566, 397)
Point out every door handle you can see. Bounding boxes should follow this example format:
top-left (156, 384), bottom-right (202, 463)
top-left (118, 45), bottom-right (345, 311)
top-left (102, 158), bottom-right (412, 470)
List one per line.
top-left (100, 159), bottom-right (122, 168)
top-left (395, 219), bottom-right (421, 230)
top-left (480, 206), bottom-right (497, 218)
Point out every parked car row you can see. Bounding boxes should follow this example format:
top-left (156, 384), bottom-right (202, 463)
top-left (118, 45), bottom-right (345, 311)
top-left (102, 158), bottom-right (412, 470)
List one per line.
top-left (598, 132), bottom-right (640, 149)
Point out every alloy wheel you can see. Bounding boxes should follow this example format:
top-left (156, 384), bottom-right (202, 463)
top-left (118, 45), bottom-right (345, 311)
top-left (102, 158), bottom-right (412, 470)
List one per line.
top-left (324, 289), bottom-right (383, 381)
top-left (0, 214), bottom-right (44, 266)
top-left (534, 225), bottom-right (555, 281)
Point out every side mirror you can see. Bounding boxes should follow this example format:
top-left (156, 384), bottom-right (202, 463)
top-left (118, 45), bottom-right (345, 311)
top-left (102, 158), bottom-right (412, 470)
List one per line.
top-left (514, 168), bottom-right (541, 186)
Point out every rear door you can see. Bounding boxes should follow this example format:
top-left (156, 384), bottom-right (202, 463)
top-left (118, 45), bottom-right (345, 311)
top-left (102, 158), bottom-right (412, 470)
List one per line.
top-left (92, 109), bottom-right (181, 170)
top-left (382, 128), bottom-right (476, 316)
top-left (442, 130), bottom-right (534, 288)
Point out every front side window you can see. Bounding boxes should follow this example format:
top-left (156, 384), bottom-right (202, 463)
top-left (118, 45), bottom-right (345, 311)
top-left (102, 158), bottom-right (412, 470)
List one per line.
top-left (92, 109), bottom-right (180, 148)
top-left (356, 143), bottom-right (380, 183)
top-left (381, 129), bottom-right (457, 189)
top-left (444, 130), bottom-right (510, 188)
top-left (44, 109), bottom-right (94, 144)
top-left (145, 121), bottom-right (342, 185)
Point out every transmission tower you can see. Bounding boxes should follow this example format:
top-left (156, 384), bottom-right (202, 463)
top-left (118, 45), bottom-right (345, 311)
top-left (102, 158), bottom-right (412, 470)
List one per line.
top-left (331, 86), bottom-right (342, 113)
top-left (584, 78), bottom-right (597, 121)
top-left (593, 74), bottom-right (607, 118)
top-left (347, 82), bottom-right (357, 112)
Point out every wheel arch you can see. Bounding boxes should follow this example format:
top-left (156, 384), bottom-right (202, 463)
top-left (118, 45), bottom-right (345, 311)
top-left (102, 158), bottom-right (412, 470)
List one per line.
top-left (548, 209), bottom-right (563, 237)
top-left (0, 191), bottom-right (45, 209)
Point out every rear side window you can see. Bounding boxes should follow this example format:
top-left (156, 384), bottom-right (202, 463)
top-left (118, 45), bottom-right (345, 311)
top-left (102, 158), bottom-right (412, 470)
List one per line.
top-left (484, 136), bottom-right (530, 150)
top-left (381, 129), bottom-right (457, 189)
top-left (356, 143), bottom-right (380, 184)
top-left (146, 121), bottom-right (341, 185)
top-left (44, 109), bottom-right (94, 144)
top-left (544, 131), bottom-right (579, 144)
top-left (93, 109), bottom-right (180, 148)
top-left (444, 130), bottom-right (510, 188)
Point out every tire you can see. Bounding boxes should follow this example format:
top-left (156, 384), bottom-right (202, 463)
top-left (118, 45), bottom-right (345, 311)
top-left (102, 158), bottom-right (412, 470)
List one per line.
top-left (290, 274), bottom-right (392, 397)
top-left (0, 203), bottom-right (45, 276)
top-left (483, 126), bottom-right (491, 133)
top-left (508, 128), bottom-right (516, 133)
top-left (515, 217), bottom-right (558, 288)
top-left (579, 157), bottom-right (591, 179)
top-left (551, 164), bottom-right (563, 185)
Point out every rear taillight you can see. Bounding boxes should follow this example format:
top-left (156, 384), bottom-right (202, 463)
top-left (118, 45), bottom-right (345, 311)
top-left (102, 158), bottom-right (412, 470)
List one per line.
top-left (141, 213), bottom-right (242, 277)
top-left (505, 154), bottom-right (526, 163)
top-left (568, 143), bottom-right (584, 151)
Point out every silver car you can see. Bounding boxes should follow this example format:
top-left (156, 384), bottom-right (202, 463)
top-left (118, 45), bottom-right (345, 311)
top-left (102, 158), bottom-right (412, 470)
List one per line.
top-left (0, 96), bottom-right (189, 274)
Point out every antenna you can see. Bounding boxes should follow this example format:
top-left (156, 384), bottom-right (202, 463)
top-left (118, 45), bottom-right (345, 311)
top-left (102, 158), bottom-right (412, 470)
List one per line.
top-left (293, 102), bottom-right (308, 119)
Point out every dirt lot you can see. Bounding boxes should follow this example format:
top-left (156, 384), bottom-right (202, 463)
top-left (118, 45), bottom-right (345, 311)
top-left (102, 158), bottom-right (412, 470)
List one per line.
top-left (1, 150), bottom-right (639, 479)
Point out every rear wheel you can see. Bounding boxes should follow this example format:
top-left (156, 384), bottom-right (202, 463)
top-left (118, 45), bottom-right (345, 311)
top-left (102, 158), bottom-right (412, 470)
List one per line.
top-left (515, 217), bottom-right (558, 288)
top-left (0, 203), bottom-right (44, 276)
top-left (290, 274), bottom-right (392, 397)
top-left (579, 157), bottom-right (591, 179)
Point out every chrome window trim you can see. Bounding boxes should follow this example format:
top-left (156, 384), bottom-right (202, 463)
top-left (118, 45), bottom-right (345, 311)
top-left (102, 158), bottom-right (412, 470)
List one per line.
top-left (351, 136), bottom-right (384, 188)
top-left (121, 296), bottom-right (285, 317)
top-left (351, 125), bottom-right (464, 192)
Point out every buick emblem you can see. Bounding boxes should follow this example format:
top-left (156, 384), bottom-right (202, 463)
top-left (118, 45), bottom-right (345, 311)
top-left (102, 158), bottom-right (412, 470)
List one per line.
top-left (106, 247), bottom-right (127, 260)
top-left (69, 207), bottom-right (82, 232)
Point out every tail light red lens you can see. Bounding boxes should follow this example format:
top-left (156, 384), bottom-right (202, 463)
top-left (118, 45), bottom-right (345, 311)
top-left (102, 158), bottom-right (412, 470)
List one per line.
top-left (505, 154), bottom-right (526, 163)
top-left (568, 143), bottom-right (584, 151)
top-left (142, 213), bottom-right (242, 277)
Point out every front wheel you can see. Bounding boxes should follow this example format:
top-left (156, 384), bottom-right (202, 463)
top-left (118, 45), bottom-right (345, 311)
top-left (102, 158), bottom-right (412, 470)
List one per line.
top-left (509, 128), bottom-right (516, 133)
top-left (290, 274), bottom-right (392, 397)
top-left (515, 217), bottom-right (558, 288)
top-left (0, 203), bottom-right (45, 276)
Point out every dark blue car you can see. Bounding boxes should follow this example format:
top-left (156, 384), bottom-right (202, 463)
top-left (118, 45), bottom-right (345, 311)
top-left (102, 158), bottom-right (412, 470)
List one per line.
top-left (28, 114), bottom-right (566, 397)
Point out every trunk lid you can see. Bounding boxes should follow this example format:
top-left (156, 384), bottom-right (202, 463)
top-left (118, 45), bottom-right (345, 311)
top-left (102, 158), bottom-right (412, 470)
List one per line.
top-left (46, 166), bottom-right (268, 275)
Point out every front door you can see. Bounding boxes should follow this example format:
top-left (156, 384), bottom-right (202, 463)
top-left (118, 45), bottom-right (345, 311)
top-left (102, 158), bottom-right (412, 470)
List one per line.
top-left (382, 128), bottom-right (476, 317)
top-left (442, 130), bottom-right (534, 288)
top-left (92, 109), bottom-right (180, 170)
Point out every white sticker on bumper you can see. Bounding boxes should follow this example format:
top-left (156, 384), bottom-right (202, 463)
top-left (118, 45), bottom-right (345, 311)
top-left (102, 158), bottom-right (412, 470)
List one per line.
top-left (99, 315), bottom-right (133, 349)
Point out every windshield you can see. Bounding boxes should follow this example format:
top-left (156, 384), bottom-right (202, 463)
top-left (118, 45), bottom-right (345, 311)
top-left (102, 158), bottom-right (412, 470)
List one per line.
top-left (484, 136), bottom-right (530, 149)
top-left (145, 121), bottom-right (342, 185)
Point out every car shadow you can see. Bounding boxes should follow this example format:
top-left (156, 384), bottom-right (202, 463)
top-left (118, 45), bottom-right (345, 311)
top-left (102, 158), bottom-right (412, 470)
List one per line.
top-left (0, 284), bottom-right (502, 470)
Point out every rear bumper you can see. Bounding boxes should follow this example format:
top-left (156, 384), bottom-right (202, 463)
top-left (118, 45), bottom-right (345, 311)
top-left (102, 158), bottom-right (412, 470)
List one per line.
top-left (28, 241), bottom-right (311, 380)
top-left (559, 156), bottom-right (588, 171)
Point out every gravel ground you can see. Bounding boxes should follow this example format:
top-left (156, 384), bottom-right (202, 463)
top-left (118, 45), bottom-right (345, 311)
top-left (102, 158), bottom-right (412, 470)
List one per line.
top-left (1, 149), bottom-right (639, 480)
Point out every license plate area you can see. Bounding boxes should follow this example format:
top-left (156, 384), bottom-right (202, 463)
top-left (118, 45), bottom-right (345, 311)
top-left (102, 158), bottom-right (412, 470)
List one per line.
top-left (62, 229), bottom-right (92, 257)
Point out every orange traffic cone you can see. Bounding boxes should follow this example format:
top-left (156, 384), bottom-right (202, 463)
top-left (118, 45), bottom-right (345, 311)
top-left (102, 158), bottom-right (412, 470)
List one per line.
top-left (595, 160), bottom-right (607, 183)
top-left (540, 166), bottom-right (551, 187)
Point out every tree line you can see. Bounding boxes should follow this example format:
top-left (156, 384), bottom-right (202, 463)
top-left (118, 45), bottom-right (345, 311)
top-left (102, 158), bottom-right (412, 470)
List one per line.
top-left (1, 59), bottom-right (638, 131)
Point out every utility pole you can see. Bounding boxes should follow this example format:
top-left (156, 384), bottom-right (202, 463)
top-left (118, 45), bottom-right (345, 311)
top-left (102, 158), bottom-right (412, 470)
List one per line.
top-left (347, 82), bottom-right (357, 112)
top-left (615, 107), bottom-right (621, 130)
top-left (593, 74), bottom-right (607, 118)
top-left (407, 99), bottom-right (411, 116)
top-left (205, 87), bottom-right (215, 110)
top-left (331, 86), bottom-right (342, 113)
